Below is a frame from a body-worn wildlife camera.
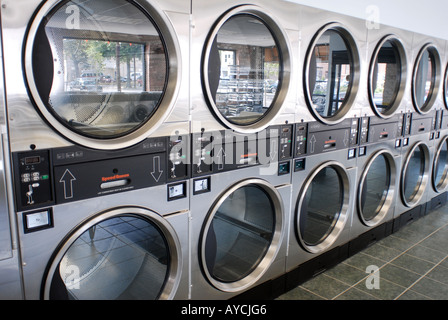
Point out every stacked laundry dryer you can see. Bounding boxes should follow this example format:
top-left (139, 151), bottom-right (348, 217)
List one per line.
top-left (188, 0), bottom-right (299, 300)
top-left (2, 0), bottom-right (448, 301)
top-left (285, 7), bottom-right (365, 290)
top-left (1, 0), bottom-right (191, 300)
top-left (348, 27), bottom-right (410, 255)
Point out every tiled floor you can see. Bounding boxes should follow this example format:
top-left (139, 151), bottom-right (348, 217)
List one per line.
top-left (277, 206), bottom-right (448, 300)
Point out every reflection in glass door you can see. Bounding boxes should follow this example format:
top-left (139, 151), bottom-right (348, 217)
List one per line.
top-left (44, 208), bottom-right (182, 300)
top-left (433, 137), bottom-right (448, 192)
top-left (328, 51), bottom-right (351, 117)
top-left (201, 180), bottom-right (282, 292)
top-left (29, 0), bottom-right (169, 139)
top-left (296, 162), bottom-right (350, 253)
top-left (307, 28), bottom-right (355, 121)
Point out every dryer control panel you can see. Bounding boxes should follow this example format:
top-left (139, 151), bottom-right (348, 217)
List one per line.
top-left (13, 136), bottom-right (189, 212)
top-left (294, 118), bottom-right (359, 157)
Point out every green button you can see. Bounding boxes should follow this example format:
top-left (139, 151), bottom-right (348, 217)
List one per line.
top-left (42, 175), bottom-right (49, 180)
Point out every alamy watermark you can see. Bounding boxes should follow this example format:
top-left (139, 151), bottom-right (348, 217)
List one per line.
top-left (365, 265), bottom-right (380, 290)
top-left (366, 5), bottom-right (380, 30)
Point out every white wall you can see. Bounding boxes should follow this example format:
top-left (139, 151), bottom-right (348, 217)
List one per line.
top-left (286, 0), bottom-right (448, 40)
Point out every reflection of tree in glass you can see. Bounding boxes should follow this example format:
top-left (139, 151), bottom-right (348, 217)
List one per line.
top-left (64, 39), bottom-right (144, 92)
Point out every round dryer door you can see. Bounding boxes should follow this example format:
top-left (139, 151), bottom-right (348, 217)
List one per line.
top-left (296, 161), bottom-right (350, 253)
top-left (358, 150), bottom-right (396, 226)
top-left (43, 207), bottom-right (182, 300)
top-left (25, 0), bottom-right (180, 149)
top-left (368, 36), bottom-right (407, 118)
top-left (412, 44), bottom-right (441, 113)
top-left (201, 179), bottom-right (283, 292)
top-left (305, 23), bottom-right (360, 124)
top-left (202, 6), bottom-right (291, 132)
top-left (433, 136), bottom-right (448, 192)
top-left (401, 142), bottom-right (430, 207)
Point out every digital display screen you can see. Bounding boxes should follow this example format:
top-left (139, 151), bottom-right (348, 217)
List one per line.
top-left (25, 156), bottom-right (41, 165)
top-left (168, 182), bottom-right (186, 200)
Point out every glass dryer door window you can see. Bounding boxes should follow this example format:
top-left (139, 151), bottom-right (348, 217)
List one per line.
top-left (306, 26), bottom-right (359, 123)
top-left (44, 209), bottom-right (182, 300)
top-left (27, 0), bottom-right (174, 145)
top-left (203, 6), bottom-right (291, 132)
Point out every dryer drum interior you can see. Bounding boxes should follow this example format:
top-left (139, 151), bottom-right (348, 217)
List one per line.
top-left (201, 179), bottom-right (283, 292)
top-left (401, 143), bottom-right (430, 206)
top-left (25, 0), bottom-right (179, 148)
top-left (296, 162), bottom-right (350, 253)
top-left (43, 207), bottom-right (181, 300)
top-left (412, 44), bottom-right (441, 113)
top-left (305, 23), bottom-right (360, 124)
top-left (202, 6), bottom-right (291, 131)
top-left (358, 151), bottom-right (396, 226)
top-left (368, 36), bottom-right (407, 118)
top-left (433, 136), bottom-right (448, 192)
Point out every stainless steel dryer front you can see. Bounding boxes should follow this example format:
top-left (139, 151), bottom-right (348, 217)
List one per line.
top-left (366, 26), bottom-right (411, 120)
top-left (17, 180), bottom-right (190, 300)
top-left (189, 163), bottom-right (291, 300)
top-left (1, 0), bottom-right (191, 300)
top-left (285, 119), bottom-right (359, 290)
top-left (0, 28), bottom-right (22, 299)
top-left (348, 115), bottom-right (402, 255)
top-left (3, 0), bottom-right (189, 152)
top-left (393, 111), bottom-right (435, 231)
top-left (190, 0), bottom-right (298, 136)
top-left (426, 41), bottom-right (448, 210)
top-left (297, 6), bottom-right (366, 125)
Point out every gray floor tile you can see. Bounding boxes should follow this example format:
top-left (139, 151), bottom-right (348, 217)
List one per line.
top-left (334, 287), bottom-right (379, 300)
top-left (361, 242), bottom-right (402, 261)
top-left (323, 262), bottom-right (368, 286)
top-left (405, 244), bottom-right (448, 264)
top-left (355, 277), bottom-right (406, 300)
top-left (390, 253), bottom-right (436, 275)
top-left (276, 286), bottom-right (324, 300)
top-left (396, 289), bottom-right (432, 300)
top-left (379, 264), bottom-right (422, 288)
top-left (409, 277), bottom-right (448, 300)
top-left (300, 274), bottom-right (350, 300)
top-left (425, 264), bottom-right (448, 285)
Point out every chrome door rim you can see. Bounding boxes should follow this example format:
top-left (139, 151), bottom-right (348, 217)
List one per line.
top-left (357, 149), bottom-right (397, 227)
top-left (368, 35), bottom-right (407, 119)
top-left (201, 4), bottom-right (291, 134)
top-left (303, 22), bottom-right (361, 125)
top-left (411, 43), bottom-right (441, 114)
top-left (200, 178), bottom-right (284, 293)
top-left (296, 161), bottom-right (351, 254)
top-left (42, 206), bottom-right (183, 300)
top-left (432, 135), bottom-right (448, 193)
top-left (401, 141), bottom-right (430, 207)
top-left (24, 0), bottom-right (182, 150)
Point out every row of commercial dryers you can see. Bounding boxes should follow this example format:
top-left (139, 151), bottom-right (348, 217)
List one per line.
top-left (0, 0), bottom-right (448, 300)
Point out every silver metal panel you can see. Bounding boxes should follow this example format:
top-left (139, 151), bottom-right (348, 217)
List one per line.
top-left (2, 0), bottom-right (190, 152)
top-left (190, 0), bottom-right (299, 134)
top-left (286, 148), bottom-right (357, 272)
top-left (366, 26), bottom-right (414, 118)
top-left (297, 6), bottom-right (368, 123)
top-left (394, 132), bottom-right (433, 220)
top-left (189, 165), bottom-right (291, 299)
top-left (349, 139), bottom-right (401, 240)
top-left (411, 33), bottom-right (446, 114)
top-left (296, 6), bottom-right (368, 122)
top-left (18, 183), bottom-right (189, 299)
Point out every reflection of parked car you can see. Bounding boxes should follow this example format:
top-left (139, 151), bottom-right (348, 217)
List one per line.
top-left (265, 80), bottom-right (278, 93)
top-left (70, 78), bottom-right (102, 91)
top-left (80, 71), bottom-right (103, 79)
top-left (99, 75), bottom-right (112, 83)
